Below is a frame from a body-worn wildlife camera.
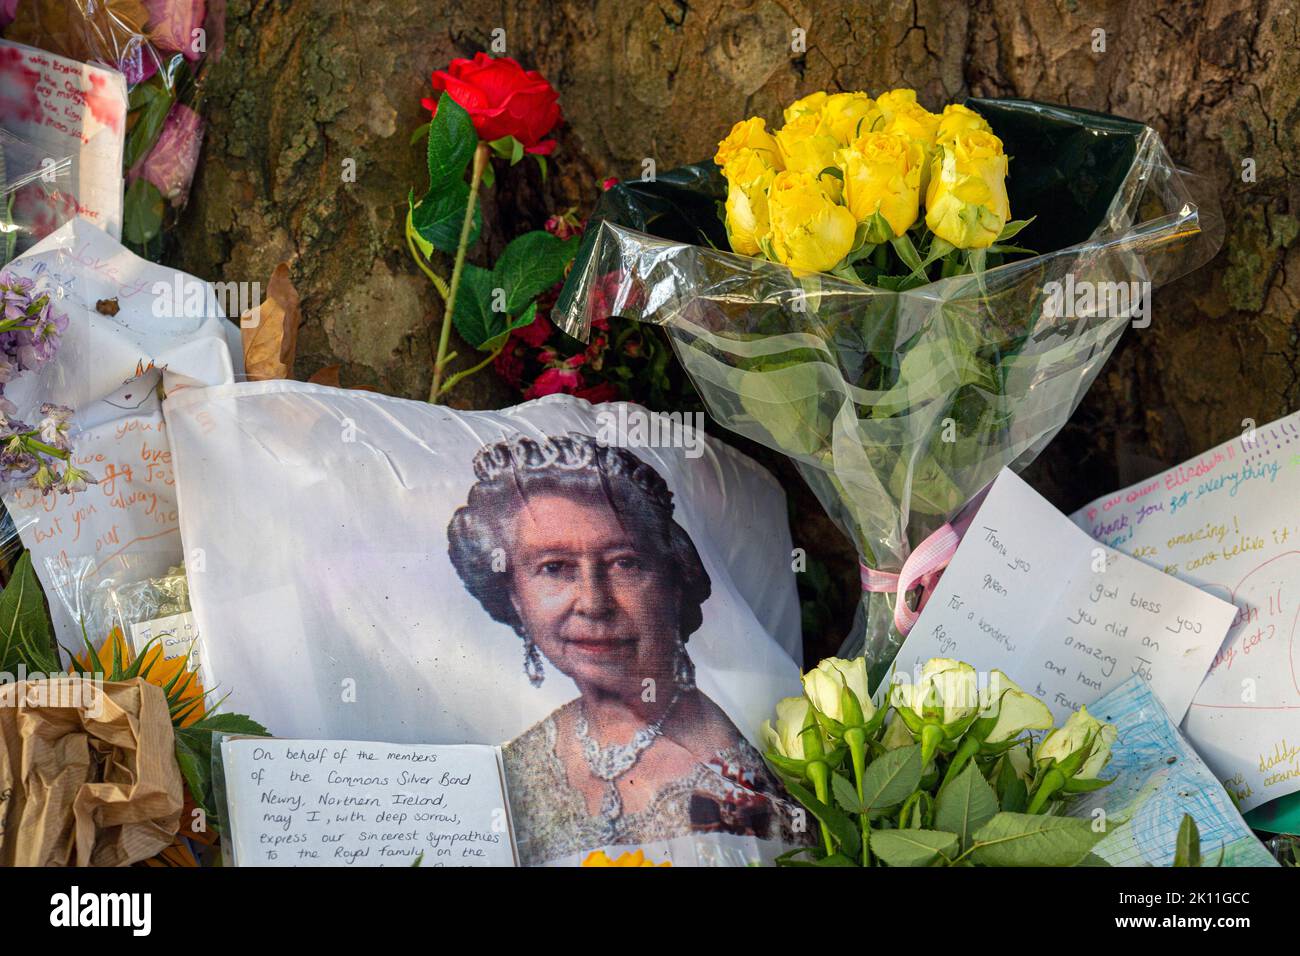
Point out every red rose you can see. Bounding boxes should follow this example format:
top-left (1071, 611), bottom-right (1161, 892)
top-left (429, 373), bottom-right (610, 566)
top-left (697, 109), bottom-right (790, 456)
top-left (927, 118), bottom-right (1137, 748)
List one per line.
top-left (524, 366), bottom-right (582, 400)
top-left (421, 53), bottom-right (561, 155)
top-left (575, 381), bottom-right (620, 404)
top-left (493, 344), bottom-right (526, 387)
top-left (513, 314), bottom-right (554, 348)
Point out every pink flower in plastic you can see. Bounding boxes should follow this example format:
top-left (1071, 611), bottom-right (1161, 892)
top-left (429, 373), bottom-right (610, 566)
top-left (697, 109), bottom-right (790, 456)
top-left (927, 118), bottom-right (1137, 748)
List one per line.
top-left (524, 366), bottom-right (582, 400)
top-left (146, 0), bottom-right (207, 61)
top-left (134, 103), bottom-right (205, 205)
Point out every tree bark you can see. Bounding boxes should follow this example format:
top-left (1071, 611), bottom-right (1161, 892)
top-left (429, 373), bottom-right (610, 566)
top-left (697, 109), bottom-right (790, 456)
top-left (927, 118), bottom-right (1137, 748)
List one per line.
top-left (174, 0), bottom-right (1300, 662)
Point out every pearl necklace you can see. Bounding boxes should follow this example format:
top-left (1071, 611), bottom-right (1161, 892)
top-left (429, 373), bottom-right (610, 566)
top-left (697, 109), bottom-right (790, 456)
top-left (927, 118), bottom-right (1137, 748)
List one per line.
top-left (575, 689), bottom-right (684, 823)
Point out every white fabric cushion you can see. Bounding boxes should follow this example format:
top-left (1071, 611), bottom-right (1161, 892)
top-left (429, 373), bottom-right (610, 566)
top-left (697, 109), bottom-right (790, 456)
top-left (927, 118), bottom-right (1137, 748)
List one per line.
top-left (164, 383), bottom-right (802, 748)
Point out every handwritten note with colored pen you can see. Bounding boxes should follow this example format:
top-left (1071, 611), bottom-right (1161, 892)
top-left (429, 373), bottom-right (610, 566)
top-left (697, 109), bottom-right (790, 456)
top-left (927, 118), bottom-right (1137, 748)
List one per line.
top-left (898, 470), bottom-right (1236, 724)
top-left (1072, 410), bottom-right (1300, 812)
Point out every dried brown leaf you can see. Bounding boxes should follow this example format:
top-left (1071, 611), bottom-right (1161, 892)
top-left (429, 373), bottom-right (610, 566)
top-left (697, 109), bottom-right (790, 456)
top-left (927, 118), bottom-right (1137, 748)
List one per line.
top-left (240, 263), bottom-right (301, 382)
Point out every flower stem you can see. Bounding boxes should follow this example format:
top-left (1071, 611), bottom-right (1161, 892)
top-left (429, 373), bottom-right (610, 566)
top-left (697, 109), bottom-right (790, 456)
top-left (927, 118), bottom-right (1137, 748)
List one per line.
top-left (434, 339), bottom-right (506, 399)
top-left (405, 219), bottom-right (450, 301)
top-left (845, 727), bottom-right (871, 866)
top-left (807, 760), bottom-right (836, 857)
top-left (429, 143), bottom-right (489, 404)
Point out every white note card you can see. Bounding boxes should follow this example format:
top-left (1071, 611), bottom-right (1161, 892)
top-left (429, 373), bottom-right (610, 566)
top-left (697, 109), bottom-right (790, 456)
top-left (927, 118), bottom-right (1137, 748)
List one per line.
top-left (220, 738), bottom-right (518, 867)
top-left (897, 470), bottom-right (1237, 723)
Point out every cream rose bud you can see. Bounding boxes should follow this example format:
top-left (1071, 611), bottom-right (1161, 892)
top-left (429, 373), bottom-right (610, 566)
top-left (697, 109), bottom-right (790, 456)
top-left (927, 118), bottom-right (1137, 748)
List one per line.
top-left (803, 656), bottom-right (875, 723)
top-left (714, 117), bottom-right (782, 172)
top-left (912, 657), bottom-right (980, 724)
top-left (761, 695), bottom-right (814, 760)
top-left (980, 669), bottom-right (1054, 743)
top-left (1034, 706), bottom-right (1118, 777)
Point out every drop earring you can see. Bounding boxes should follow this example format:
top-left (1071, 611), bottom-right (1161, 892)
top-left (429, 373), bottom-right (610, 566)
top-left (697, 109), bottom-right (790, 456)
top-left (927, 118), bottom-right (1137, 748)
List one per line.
top-left (523, 636), bottom-right (545, 687)
top-left (672, 639), bottom-right (695, 690)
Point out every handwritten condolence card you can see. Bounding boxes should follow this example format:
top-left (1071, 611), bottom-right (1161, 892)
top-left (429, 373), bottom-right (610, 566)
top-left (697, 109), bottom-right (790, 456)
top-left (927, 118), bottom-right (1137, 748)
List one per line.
top-left (1072, 410), bottom-right (1300, 812)
top-left (896, 469), bottom-right (1236, 724)
top-left (220, 737), bottom-right (518, 867)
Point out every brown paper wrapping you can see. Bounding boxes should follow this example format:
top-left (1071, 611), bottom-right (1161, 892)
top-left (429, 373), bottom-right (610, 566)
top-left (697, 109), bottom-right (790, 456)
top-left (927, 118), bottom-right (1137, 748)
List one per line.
top-left (0, 678), bottom-right (183, 867)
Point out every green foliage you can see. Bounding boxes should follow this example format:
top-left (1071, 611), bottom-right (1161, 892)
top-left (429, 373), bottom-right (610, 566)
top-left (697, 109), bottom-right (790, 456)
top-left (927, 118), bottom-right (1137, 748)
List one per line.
top-left (410, 93), bottom-right (481, 254)
top-left (123, 178), bottom-right (165, 249)
top-left (451, 232), bottom-right (579, 351)
top-left (175, 712), bottom-right (270, 833)
top-left (765, 655), bottom-right (1118, 867)
top-left (0, 551), bottom-right (59, 673)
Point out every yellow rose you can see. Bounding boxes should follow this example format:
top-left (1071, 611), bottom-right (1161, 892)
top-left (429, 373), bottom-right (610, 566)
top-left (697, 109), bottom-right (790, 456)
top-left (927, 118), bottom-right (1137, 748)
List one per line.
top-left (715, 116), bottom-right (782, 173)
top-left (924, 129), bottom-right (1011, 249)
top-left (722, 148), bottom-right (776, 256)
top-left (775, 113), bottom-right (840, 175)
top-left (936, 102), bottom-right (992, 145)
top-left (820, 91), bottom-right (883, 144)
top-left (885, 101), bottom-right (940, 149)
top-left (767, 170), bottom-right (857, 274)
top-left (782, 90), bottom-right (829, 123)
top-left (838, 131), bottom-right (924, 239)
top-left (874, 88), bottom-right (919, 122)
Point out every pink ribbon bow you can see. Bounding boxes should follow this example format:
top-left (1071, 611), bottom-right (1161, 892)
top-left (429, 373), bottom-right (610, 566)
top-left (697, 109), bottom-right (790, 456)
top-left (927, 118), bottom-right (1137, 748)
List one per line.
top-left (860, 523), bottom-right (963, 636)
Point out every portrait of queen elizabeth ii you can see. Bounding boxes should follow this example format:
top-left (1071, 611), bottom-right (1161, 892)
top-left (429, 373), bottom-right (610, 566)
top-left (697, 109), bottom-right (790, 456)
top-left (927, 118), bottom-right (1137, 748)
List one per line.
top-left (447, 432), bottom-right (798, 865)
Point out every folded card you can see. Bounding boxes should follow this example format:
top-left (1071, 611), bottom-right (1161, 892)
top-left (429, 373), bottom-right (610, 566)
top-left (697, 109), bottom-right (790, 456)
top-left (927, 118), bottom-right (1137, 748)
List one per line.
top-left (1072, 410), bottom-right (1300, 813)
top-left (895, 470), bottom-right (1236, 723)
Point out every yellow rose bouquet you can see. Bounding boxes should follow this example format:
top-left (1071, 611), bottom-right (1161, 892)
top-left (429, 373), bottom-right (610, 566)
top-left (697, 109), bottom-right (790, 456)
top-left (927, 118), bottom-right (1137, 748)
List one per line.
top-left (714, 90), bottom-right (1026, 287)
top-left (555, 94), bottom-right (1220, 678)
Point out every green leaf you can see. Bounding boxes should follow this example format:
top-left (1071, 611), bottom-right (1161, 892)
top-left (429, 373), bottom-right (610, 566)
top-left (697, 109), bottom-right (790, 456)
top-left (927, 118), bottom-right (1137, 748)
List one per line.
top-left (492, 231), bottom-right (580, 316)
top-left (124, 81), bottom-right (176, 170)
top-left (996, 217), bottom-right (1035, 242)
top-left (174, 712), bottom-right (271, 830)
top-left (123, 178), bottom-right (165, 247)
top-left (411, 179), bottom-right (481, 254)
top-left (969, 812), bottom-right (1106, 867)
top-left (870, 828), bottom-right (958, 867)
top-left (934, 761), bottom-right (999, 850)
top-left (996, 757), bottom-right (1029, 813)
top-left (0, 552), bottom-right (58, 673)
top-left (405, 198), bottom-right (434, 259)
top-left (1173, 814), bottom-right (1202, 867)
top-left (783, 778), bottom-right (861, 858)
top-left (449, 264), bottom-right (501, 349)
top-left (859, 744), bottom-right (924, 811)
top-left (533, 153), bottom-right (548, 182)
top-left (831, 772), bottom-right (865, 814)
top-left (409, 121), bottom-right (431, 147)
top-left (425, 92), bottom-right (476, 193)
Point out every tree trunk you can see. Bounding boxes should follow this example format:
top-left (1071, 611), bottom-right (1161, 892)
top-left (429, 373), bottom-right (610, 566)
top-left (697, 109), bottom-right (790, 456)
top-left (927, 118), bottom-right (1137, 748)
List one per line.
top-left (174, 0), bottom-right (1300, 662)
